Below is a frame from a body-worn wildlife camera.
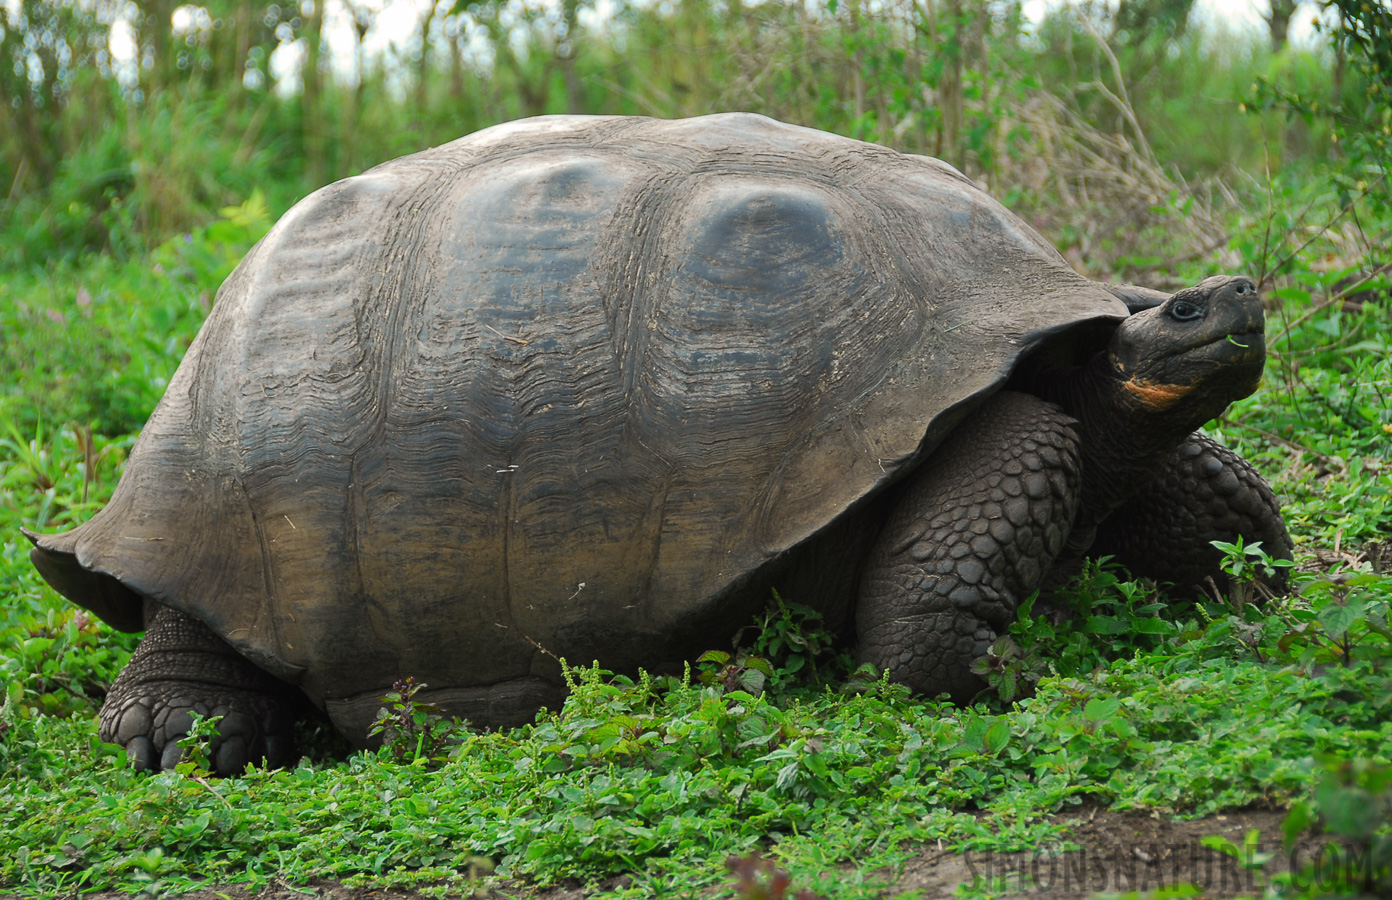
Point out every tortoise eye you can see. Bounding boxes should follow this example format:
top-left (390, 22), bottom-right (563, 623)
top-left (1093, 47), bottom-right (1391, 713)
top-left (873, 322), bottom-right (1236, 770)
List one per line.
top-left (1169, 300), bottom-right (1202, 321)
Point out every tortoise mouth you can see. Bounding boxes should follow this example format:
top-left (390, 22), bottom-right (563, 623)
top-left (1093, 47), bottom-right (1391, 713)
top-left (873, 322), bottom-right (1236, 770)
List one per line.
top-left (1186, 330), bottom-right (1265, 363)
top-left (1226, 330), bottom-right (1264, 354)
top-left (1184, 330), bottom-right (1266, 398)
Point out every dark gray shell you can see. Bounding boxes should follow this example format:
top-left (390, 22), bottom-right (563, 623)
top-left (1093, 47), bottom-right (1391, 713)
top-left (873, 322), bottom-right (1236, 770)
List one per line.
top-left (29, 113), bottom-right (1130, 712)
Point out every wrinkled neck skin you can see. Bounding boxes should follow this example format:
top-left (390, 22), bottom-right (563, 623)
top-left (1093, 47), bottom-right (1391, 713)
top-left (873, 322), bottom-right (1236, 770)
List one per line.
top-left (1035, 352), bottom-right (1214, 528)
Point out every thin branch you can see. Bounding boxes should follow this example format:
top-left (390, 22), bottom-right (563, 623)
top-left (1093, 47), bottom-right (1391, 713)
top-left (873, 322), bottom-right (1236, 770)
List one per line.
top-left (1076, 15), bottom-right (1159, 168)
top-left (1259, 125), bottom-right (1276, 290)
top-left (1218, 417), bottom-right (1324, 457)
top-left (1262, 171), bottom-right (1389, 294)
top-left (1273, 257), bottom-right (1392, 346)
top-left (189, 775), bottom-right (235, 811)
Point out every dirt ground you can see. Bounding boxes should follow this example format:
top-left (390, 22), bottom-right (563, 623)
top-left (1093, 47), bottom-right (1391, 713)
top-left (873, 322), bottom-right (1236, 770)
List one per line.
top-left (73, 805), bottom-right (1356, 900)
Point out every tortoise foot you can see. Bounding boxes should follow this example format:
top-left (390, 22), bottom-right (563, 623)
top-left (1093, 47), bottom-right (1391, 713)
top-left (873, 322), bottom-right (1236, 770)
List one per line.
top-left (858, 608), bottom-right (1000, 702)
top-left (1090, 432), bottom-right (1294, 596)
top-left (101, 604), bottom-right (299, 775)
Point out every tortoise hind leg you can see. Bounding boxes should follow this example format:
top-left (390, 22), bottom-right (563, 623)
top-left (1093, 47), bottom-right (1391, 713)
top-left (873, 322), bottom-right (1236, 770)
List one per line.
top-left (1088, 433), bottom-right (1293, 595)
top-left (102, 604), bottom-right (300, 775)
top-left (855, 391), bottom-right (1084, 702)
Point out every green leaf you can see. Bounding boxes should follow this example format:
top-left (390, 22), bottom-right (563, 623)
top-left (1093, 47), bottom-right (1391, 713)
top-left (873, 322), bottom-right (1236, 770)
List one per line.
top-left (1318, 600), bottom-right (1367, 640)
top-left (1281, 800), bottom-right (1316, 848)
top-left (740, 669), bottom-right (767, 696)
top-left (983, 718), bottom-right (1011, 755)
top-left (1084, 616), bottom-right (1129, 635)
top-left (1200, 834), bottom-right (1241, 858)
top-left (742, 657), bottom-right (775, 677)
top-left (1083, 699), bottom-right (1120, 724)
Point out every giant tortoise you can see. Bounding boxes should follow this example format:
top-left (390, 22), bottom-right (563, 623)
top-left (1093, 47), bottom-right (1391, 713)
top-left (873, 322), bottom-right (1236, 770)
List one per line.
top-left (27, 113), bottom-right (1291, 774)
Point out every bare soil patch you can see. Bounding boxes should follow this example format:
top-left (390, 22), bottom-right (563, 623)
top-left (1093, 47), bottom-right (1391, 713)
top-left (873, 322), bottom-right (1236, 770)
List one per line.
top-left (886, 806), bottom-right (1328, 899)
top-left (68, 805), bottom-right (1349, 900)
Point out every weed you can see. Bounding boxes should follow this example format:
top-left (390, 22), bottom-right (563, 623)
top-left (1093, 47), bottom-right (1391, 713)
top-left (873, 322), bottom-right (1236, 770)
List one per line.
top-left (172, 712), bottom-right (223, 777)
top-left (1207, 538), bottom-right (1296, 612)
top-left (368, 677), bottom-right (466, 768)
top-left (694, 592), bottom-right (844, 698)
top-left (1280, 572), bottom-right (1392, 669)
top-left (697, 649), bottom-right (777, 697)
top-left (1001, 559), bottom-right (1187, 696)
top-left (744, 591), bottom-right (840, 688)
top-left (970, 634), bottom-right (1044, 704)
top-left (1200, 828), bottom-right (1276, 872)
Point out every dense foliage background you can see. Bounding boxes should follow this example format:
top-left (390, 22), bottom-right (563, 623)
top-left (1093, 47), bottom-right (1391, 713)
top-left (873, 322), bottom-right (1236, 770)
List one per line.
top-left (0, 0), bottom-right (1385, 271)
top-left (1, 0), bottom-right (1389, 897)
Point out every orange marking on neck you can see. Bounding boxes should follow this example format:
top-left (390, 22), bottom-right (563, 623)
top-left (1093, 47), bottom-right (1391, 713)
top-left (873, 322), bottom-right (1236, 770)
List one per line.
top-left (1123, 378), bottom-right (1193, 410)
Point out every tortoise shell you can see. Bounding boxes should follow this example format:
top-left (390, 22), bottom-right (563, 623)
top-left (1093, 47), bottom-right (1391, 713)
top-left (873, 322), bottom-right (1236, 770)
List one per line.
top-left (29, 113), bottom-right (1131, 723)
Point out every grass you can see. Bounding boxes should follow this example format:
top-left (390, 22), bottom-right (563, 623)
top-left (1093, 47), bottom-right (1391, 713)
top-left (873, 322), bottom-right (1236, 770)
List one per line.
top-left (1, 158), bottom-right (1390, 898)
top-left (0, 192), bottom-right (274, 438)
top-left (1, 591), bottom-right (1389, 897)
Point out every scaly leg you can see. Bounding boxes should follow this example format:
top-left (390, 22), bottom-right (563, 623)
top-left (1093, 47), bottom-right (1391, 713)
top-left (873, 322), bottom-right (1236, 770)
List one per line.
top-left (855, 391), bottom-right (1084, 701)
top-left (1089, 432), bottom-right (1293, 593)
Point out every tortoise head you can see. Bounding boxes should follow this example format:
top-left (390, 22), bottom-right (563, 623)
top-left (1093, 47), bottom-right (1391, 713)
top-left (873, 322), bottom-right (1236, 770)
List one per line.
top-left (1106, 275), bottom-right (1266, 429)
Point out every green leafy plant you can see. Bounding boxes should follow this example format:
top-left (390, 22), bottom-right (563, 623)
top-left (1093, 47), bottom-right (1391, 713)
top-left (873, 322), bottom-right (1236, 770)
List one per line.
top-left (744, 591), bottom-right (839, 687)
top-left (970, 634), bottom-right (1044, 704)
top-left (1278, 758), bottom-right (1392, 897)
top-left (699, 591), bottom-right (842, 697)
top-left (696, 648), bottom-right (777, 697)
top-left (1209, 538), bottom-right (1297, 612)
top-left (1277, 571), bottom-right (1392, 669)
top-left (368, 677), bottom-right (466, 768)
top-left (1200, 828), bottom-right (1276, 872)
top-left (172, 712), bottom-right (224, 777)
top-left (1006, 559), bottom-right (1185, 691)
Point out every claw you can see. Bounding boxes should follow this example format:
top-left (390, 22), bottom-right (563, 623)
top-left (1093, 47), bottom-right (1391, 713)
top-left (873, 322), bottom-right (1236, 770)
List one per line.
top-left (263, 734), bottom-right (293, 769)
top-left (126, 735), bottom-right (156, 772)
top-left (214, 737), bottom-right (250, 776)
top-left (159, 741), bottom-right (184, 771)
top-left (159, 707), bottom-right (195, 748)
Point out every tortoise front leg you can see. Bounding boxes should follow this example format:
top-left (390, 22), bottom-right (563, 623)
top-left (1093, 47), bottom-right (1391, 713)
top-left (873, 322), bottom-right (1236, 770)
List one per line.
top-left (855, 391), bottom-right (1084, 702)
top-left (101, 604), bottom-right (300, 775)
top-left (1088, 433), bottom-right (1293, 594)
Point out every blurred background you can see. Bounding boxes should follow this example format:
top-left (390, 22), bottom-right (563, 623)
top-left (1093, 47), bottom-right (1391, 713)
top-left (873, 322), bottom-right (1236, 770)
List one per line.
top-left (1, 0), bottom-right (1386, 270)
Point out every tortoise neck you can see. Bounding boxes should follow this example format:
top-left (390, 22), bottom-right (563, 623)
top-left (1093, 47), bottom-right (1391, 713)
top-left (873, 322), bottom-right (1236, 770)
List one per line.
top-left (1036, 353), bottom-right (1199, 524)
